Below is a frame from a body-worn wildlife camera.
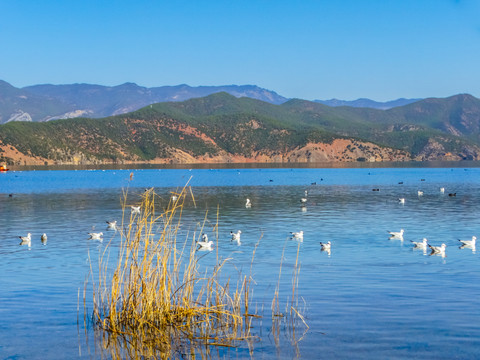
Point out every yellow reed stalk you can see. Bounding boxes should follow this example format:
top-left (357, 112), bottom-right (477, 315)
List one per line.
top-left (88, 184), bottom-right (306, 358)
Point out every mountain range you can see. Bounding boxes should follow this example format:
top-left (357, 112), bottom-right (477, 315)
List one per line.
top-left (0, 80), bottom-right (424, 124)
top-left (1, 91), bottom-right (480, 166)
top-left (314, 98), bottom-right (421, 109)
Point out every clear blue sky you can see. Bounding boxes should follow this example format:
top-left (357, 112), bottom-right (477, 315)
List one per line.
top-left (1, 0), bottom-right (479, 101)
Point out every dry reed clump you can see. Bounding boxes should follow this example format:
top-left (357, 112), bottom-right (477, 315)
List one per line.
top-left (86, 185), bottom-right (306, 358)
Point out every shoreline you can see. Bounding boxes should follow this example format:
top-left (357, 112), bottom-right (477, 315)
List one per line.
top-left (4, 160), bottom-right (480, 172)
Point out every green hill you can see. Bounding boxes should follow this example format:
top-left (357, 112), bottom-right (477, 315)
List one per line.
top-left (1, 93), bottom-right (480, 165)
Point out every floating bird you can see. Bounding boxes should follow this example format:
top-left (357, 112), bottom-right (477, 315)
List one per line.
top-left (19, 233), bottom-right (31, 246)
top-left (320, 241), bottom-right (331, 251)
top-left (372, 188), bottom-right (380, 192)
top-left (197, 240), bottom-right (213, 250)
top-left (106, 220), bottom-right (117, 231)
top-left (131, 206), bottom-right (141, 215)
top-left (417, 190), bottom-right (424, 196)
top-left (388, 229), bottom-right (404, 239)
top-left (88, 232), bottom-right (103, 241)
top-left (41, 233), bottom-right (48, 245)
top-left (230, 230), bottom-right (242, 242)
top-left (398, 198), bottom-right (405, 204)
top-left (197, 234), bottom-right (213, 250)
top-left (411, 238), bottom-right (428, 250)
top-left (458, 236), bottom-right (476, 248)
top-left (440, 187), bottom-right (445, 194)
top-left (428, 243), bottom-right (447, 256)
top-left (291, 231), bottom-right (304, 240)
top-left (448, 193), bottom-right (457, 197)
top-left (245, 198), bottom-right (251, 208)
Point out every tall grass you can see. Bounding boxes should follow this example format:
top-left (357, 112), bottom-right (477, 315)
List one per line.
top-left (86, 185), bottom-right (306, 358)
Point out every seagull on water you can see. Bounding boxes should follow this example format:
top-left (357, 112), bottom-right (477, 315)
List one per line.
top-left (88, 232), bottom-right (103, 241)
top-left (398, 198), bottom-right (405, 204)
top-left (131, 206), bottom-right (141, 215)
top-left (388, 229), bottom-right (404, 239)
top-left (230, 230), bottom-right (242, 242)
top-left (19, 233), bottom-right (32, 246)
top-left (197, 233), bottom-right (213, 250)
top-left (41, 233), bottom-right (48, 245)
top-left (291, 231), bottom-right (304, 240)
top-left (106, 220), bottom-right (117, 231)
top-left (428, 243), bottom-right (447, 256)
top-left (417, 190), bottom-right (424, 196)
top-left (245, 198), bottom-right (251, 208)
top-left (440, 187), bottom-right (445, 194)
top-left (320, 241), bottom-right (331, 251)
top-left (411, 238), bottom-right (428, 250)
top-left (458, 236), bottom-right (476, 248)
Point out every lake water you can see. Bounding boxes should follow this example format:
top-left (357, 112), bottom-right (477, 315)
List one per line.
top-left (1, 165), bottom-right (480, 359)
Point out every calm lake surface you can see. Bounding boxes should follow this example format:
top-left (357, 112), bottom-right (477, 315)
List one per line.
top-left (1, 165), bottom-right (480, 359)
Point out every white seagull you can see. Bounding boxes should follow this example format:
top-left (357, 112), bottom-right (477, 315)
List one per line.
top-left (388, 229), bottom-right (404, 239)
top-left (106, 220), bottom-right (117, 231)
top-left (88, 232), bottom-right (104, 241)
top-left (131, 206), bottom-right (141, 215)
top-left (291, 231), bottom-right (304, 240)
top-left (19, 233), bottom-right (32, 246)
top-left (458, 236), bottom-right (476, 247)
top-left (417, 190), bottom-right (424, 196)
top-left (245, 198), bottom-right (251, 208)
top-left (428, 243), bottom-right (447, 256)
top-left (197, 234), bottom-right (213, 250)
top-left (320, 241), bottom-right (331, 251)
top-left (398, 198), bottom-right (405, 204)
top-left (411, 238), bottom-right (428, 250)
top-left (440, 187), bottom-right (445, 194)
top-left (230, 230), bottom-right (242, 242)
top-left (41, 233), bottom-right (48, 245)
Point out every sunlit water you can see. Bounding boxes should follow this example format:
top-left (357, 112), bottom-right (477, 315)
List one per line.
top-left (1, 166), bottom-right (480, 359)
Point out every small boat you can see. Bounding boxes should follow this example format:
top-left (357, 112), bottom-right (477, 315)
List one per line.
top-left (0, 165), bottom-right (9, 172)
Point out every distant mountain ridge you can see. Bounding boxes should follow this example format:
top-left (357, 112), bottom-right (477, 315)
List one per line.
top-left (1, 79), bottom-right (425, 124)
top-left (314, 97), bottom-right (422, 109)
top-left (0, 81), bottom-right (288, 123)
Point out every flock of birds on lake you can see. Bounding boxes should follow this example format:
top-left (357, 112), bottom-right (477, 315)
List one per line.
top-left (193, 186), bottom-right (476, 258)
top-left (15, 184), bottom-right (476, 258)
top-left (387, 228), bottom-right (476, 258)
